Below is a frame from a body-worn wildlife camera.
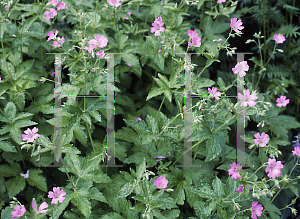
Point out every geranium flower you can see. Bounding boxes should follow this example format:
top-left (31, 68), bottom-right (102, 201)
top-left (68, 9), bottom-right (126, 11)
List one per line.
top-left (253, 132), bottom-right (269, 147)
top-left (208, 87), bottom-right (221, 100)
top-left (273, 34), bottom-right (285, 44)
top-left (57, 2), bottom-right (68, 10)
top-left (96, 50), bottom-right (105, 59)
top-left (151, 16), bottom-right (165, 36)
top-left (44, 8), bottom-right (57, 21)
top-left (49, 0), bottom-right (59, 6)
top-left (48, 187), bottom-right (66, 204)
top-left (11, 205), bottom-right (26, 218)
top-left (228, 162), bottom-right (242, 179)
top-left (52, 36), bottom-right (65, 47)
top-left (22, 127), bottom-right (40, 143)
top-left (265, 158), bottom-right (283, 179)
top-left (89, 35), bottom-right (108, 48)
top-left (154, 156), bottom-right (166, 161)
top-left (232, 61), bottom-right (249, 77)
top-left (188, 35), bottom-right (201, 47)
top-left (107, 0), bottom-right (124, 8)
top-left (292, 146), bottom-right (300, 158)
top-left (230, 18), bottom-right (244, 34)
top-left (236, 185), bottom-right (244, 193)
top-left (217, 0), bottom-right (226, 3)
top-left (47, 30), bottom-right (59, 42)
top-left (188, 30), bottom-right (198, 38)
top-left (32, 202), bottom-right (48, 214)
top-left (276, 95), bottom-right (289, 107)
top-left (35, 155), bottom-right (41, 162)
top-left (20, 170), bottom-right (29, 179)
top-left (5, 4), bottom-right (10, 11)
top-left (136, 117), bottom-right (142, 122)
top-left (238, 89), bottom-right (258, 107)
top-left (154, 176), bottom-right (168, 189)
top-left (251, 201), bottom-right (263, 219)
top-left (158, 49), bottom-right (162, 53)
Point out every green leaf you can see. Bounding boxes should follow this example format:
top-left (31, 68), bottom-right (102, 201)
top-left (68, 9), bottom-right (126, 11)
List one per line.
top-left (4, 102), bottom-right (16, 120)
top-left (117, 33), bottom-right (128, 50)
top-left (74, 125), bottom-right (87, 147)
top-left (72, 182), bottom-right (92, 218)
top-left (212, 176), bottom-right (225, 198)
top-left (1, 206), bottom-right (14, 219)
top-left (6, 176), bottom-right (26, 199)
top-left (0, 141), bottom-right (17, 153)
top-left (136, 158), bottom-right (146, 179)
top-left (0, 164), bottom-right (19, 177)
top-left (15, 59), bottom-right (35, 76)
top-left (89, 110), bottom-right (101, 122)
top-left (146, 87), bottom-right (164, 101)
top-left (217, 77), bottom-right (226, 91)
top-left (204, 53), bottom-right (220, 67)
top-left (217, 204), bottom-right (227, 219)
top-left (117, 182), bottom-right (135, 198)
top-left (205, 136), bottom-right (222, 162)
top-left (89, 187), bottom-right (108, 204)
top-left (26, 168), bottom-right (47, 192)
top-left (172, 181), bottom-right (185, 205)
top-left (9, 126), bottom-right (22, 144)
top-left (52, 193), bottom-right (72, 219)
top-left (13, 119), bottom-right (38, 128)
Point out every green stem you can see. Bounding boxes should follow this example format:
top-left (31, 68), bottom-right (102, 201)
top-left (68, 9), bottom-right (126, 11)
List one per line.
top-left (0, 39), bottom-right (14, 84)
top-left (261, 187), bottom-right (283, 216)
top-left (141, 8), bottom-right (149, 44)
top-left (155, 96), bottom-right (166, 124)
top-left (288, 157), bottom-right (299, 178)
top-left (247, 164), bottom-right (265, 180)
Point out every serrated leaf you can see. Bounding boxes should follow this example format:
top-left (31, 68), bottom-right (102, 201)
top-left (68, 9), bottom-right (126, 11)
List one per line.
top-left (15, 59), bottom-right (34, 76)
top-left (6, 176), bottom-right (26, 199)
top-left (26, 169), bottom-right (47, 192)
top-left (74, 125), bottom-right (87, 147)
top-left (146, 87), bottom-right (164, 101)
top-left (0, 141), bottom-right (17, 153)
top-left (118, 182), bottom-right (135, 198)
top-left (4, 102), bottom-right (16, 120)
top-left (13, 119), bottom-right (38, 128)
top-left (89, 110), bottom-right (101, 122)
top-left (136, 158), bottom-right (146, 179)
top-left (212, 176), bottom-right (225, 198)
top-left (89, 187), bottom-right (108, 204)
top-left (217, 204), bottom-right (227, 219)
top-left (0, 164), bottom-right (19, 177)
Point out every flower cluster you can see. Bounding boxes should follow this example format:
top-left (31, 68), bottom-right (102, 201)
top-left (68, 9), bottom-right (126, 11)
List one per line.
top-left (83, 34), bottom-right (108, 59)
top-left (188, 30), bottom-right (201, 47)
top-left (151, 16), bottom-right (165, 36)
top-left (47, 30), bottom-right (65, 47)
top-left (11, 187), bottom-right (66, 218)
top-left (44, 0), bottom-right (67, 20)
top-left (107, 0), bottom-right (124, 8)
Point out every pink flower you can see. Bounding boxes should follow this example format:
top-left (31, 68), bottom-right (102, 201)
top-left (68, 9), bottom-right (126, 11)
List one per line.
top-left (251, 201), bottom-right (263, 219)
top-left (236, 185), bottom-right (244, 193)
top-left (35, 155), bottom-right (41, 162)
top-left (151, 16), bottom-right (165, 36)
top-left (161, 41), bottom-right (164, 44)
top-left (47, 30), bottom-right (59, 42)
top-left (49, 0), bottom-right (59, 6)
top-left (292, 146), bottom-right (300, 158)
top-left (22, 127), bottom-right (40, 143)
top-left (32, 202), bottom-right (48, 214)
top-left (52, 36), bottom-right (65, 47)
top-left (238, 89), bottom-right (258, 107)
top-left (5, 4), bottom-right (10, 11)
top-left (89, 34), bottom-right (108, 48)
top-left (217, 0), bottom-right (226, 2)
top-left (276, 95), bottom-right (289, 107)
top-left (44, 8), bottom-right (57, 21)
top-left (158, 49), bottom-right (162, 53)
top-left (273, 34), bottom-right (285, 44)
top-left (128, 12), bottom-right (131, 16)
top-left (253, 132), bottom-right (269, 147)
top-left (136, 117), bottom-right (142, 122)
top-left (249, 187), bottom-right (252, 190)
top-left (188, 35), bottom-right (201, 47)
top-left (11, 205), bottom-right (26, 218)
top-left (83, 44), bottom-right (96, 57)
top-left (154, 156), bottom-right (166, 161)
top-left (228, 162), bottom-right (242, 179)
top-left (168, 152), bottom-right (171, 156)
top-left (123, 17), bottom-right (129, 19)
top-left (96, 50), bottom-right (105, 59)
top-left (20, 170), bottom-right (29, 179)
top-left (0, 77), bottom-right (1, 82)
top-left (188, 30), bottom-right (198, 38)
top-left (208, 87), bottom-right (221, 100)
top-left (126, 63), bottom-right (132, 67)
top-left (232, 61), bottom-right (249, 77)
top-left (107, 0), bottom-right (124, 8)
top-left (230, 18), bottom-right (244, 34)
top-left (154, 176), bottom-right (168, 189)
top-left (265, 158), bottom-right (283, 179)
top-left (57, 2), bottom-right (68, 11)
top-left (48, 187), bottom-right (66, 204)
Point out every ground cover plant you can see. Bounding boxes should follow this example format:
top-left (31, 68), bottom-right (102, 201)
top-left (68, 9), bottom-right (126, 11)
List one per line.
top-left (0, 0), bottom-right (300, 218)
